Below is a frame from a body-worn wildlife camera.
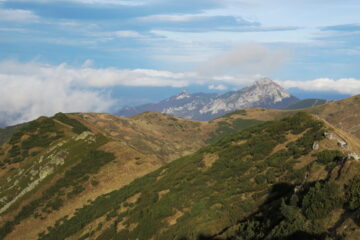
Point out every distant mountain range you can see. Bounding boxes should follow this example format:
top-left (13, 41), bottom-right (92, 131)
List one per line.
top-left (117, 78), bottom-right (299, 120)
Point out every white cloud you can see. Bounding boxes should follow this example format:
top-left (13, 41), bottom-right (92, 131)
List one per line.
top-left (1, 60), bottom-right (359, 126)
top-left (71, 0), bottom-right (144, 5)
top-left (0, 9), bottom-right (39, 23)
top-left (138, 14), bottom-right (203, 22)
top-left (88, 30), bottom-right (146, 39)
top-left (281, 78), bottom-right (360, 95)
top-left (208, 84), bottom-right (227, 90)
top-left (112, 30), bottom-right (145, 38)
top-left (197, 43), bottom-right (291, 75)
top-left (0, 61), bottom-right (114, 125)
top-left (10, 0), bottom-right (144, 6)
top-left (0, 60), bottom-right (256, 126)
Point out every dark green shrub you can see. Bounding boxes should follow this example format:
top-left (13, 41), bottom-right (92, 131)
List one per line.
top-left (54, 112), bottom-right (89, 134)
top-left (302, 182), bottom-right (342, 220)
top-left (91, 179), bottom-right (99, 186)
top-left (9, 131), bottom-right (23, 144)
top-left (255, 174), bottom-right (267, 185)
top-left (236, 220), bottom-right (265, 240)
top-left (8, 145), bottom-right (21, 157)
top-left (346, 176), bottom-right (360, 210)
top-left (316, 150), bottom-right (344, 165)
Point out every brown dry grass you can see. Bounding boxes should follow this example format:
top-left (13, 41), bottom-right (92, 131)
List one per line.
top-left (166, 209), bottom-right (184, 226)
top-left (4, 141), bottom-right (163, 240)
top-left (201, 153), bottom-right (219, 170)
top-left (158, 189), bottom-right (170, 200)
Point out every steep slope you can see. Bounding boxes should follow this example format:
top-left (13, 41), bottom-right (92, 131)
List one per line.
top-left (222, 94), bottom-right (360, 139)
top-left (29, 113), bottom-right (360, 240)
top-left (117, 78), bottom-right (298, 121)
top-left (309, 94), bottom-right (360, 139)
top-left (286, 98), bottom-right (328, 110)
top-left (75, 112), bottom-right (210, 162)
top-left (0, 124), bottom-right (25, 146)
top-left (0, 111), bottom-right (264, 240)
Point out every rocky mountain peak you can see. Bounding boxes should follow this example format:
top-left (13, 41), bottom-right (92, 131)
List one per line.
top-left (244, 77), bottom-right (291, 101)
top-left (175, 90), bottom-right (190, 100)
top-left (117, 78), bottom-right (298, 120)
top-left (254, 77), bottom-right (275, 86)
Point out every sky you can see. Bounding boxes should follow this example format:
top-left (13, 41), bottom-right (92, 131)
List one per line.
top-left (1, 0), bottom-right (360, 125)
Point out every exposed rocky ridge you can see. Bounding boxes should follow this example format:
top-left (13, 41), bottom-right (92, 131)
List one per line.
top-left (117, 78), bottom-right (299, 121)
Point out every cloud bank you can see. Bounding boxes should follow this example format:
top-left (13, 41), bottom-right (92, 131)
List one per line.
top-left (1, 59), bottom-right (359, 126)
top-left (0, 61), bottom-right (114, 125)
top-left (280, 78), bottom-right (360, 95)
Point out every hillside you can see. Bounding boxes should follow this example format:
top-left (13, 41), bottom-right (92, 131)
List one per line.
top-left (16, 112), bottom-right (360, 240)
top-left (222, 94), bottom-right (360, 139)
top-left (0, 124), bottom-right (25, 146)
top-left (309, 95), bottom-right (360, 139)
top-left (286, 99), bottom-right (328, 110)
top-left (0, 111), bottom-right (263, 240)
top-left (0, 95), bottom-right (359, 240)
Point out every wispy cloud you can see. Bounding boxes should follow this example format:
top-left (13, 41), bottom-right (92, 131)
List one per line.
top-left (4, 0), bottom-right (145, 6)
top-left (321, 24), bottom-right (360, 32)
top-left (0, 8), bottom-right (39, 22)
top-left (208, 84), bottom-right (227, 90)
top-left (197, 43), bottom-right (291, 75)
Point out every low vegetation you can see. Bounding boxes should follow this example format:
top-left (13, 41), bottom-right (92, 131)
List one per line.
top-left (1, 118), bottom-right (64, 165)
top-left (207, 118), bottom-right (263, 144)
top-left (0, 143), bottom-right (114, 239)
top-left (35, 112), bottom-right (339, 240)
top-left (54, 112), bottom-right (89, 134)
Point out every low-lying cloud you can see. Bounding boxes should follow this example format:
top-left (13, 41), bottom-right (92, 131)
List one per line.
top-left (1, 60), bottom-right (359, 126)
top-left (0, 60), bottom-right (259, 125)
top-left (280, 78), bottom-right (360, 95)
top-left (0, 61), bottom-right (115, 125)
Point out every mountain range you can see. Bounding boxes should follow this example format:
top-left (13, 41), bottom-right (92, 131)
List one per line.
top-left (118, 78), bottom-right (300, 121)
top-left (0, 88), bottom-right (360, 240)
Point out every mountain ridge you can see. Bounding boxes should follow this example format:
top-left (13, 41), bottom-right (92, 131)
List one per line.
top-left (117, 78), bottom-right (299, 121)
top-left (28, 112), bottom-right (360, 240)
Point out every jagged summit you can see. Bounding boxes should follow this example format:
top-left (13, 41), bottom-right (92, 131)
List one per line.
top-left (174, 90), bottom-right (190, 100)
top-left (241, 77), bottom-right (292, 103)
top-left (254, 77), bottom-right (275, 85)
top-left (117, 78), bottom-right (298, 120)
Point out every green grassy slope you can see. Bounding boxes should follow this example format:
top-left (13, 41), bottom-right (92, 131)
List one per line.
top-left (0, 112), bottom-right (266, 240)
top-left (0, 124), bottom-right (25, 146)
top-left (34, 112), bottom-right (359, 240)
top-left (0, 113), bottom-right (116, 239)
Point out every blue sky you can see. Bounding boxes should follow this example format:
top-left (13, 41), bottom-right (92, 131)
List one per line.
top-left (1, 0), bottom-right (360, 124)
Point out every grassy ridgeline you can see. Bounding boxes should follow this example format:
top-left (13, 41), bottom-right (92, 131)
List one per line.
top-left (38, 112), bottom-right (338, 240)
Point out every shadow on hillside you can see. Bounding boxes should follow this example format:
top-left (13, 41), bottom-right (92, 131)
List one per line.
top-left (193, 231), bottom-right (323, 240)
top-left (183, 182), bottom-right (337, 240)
